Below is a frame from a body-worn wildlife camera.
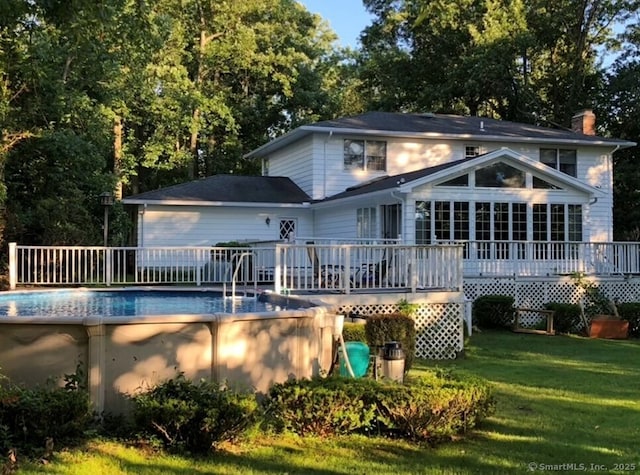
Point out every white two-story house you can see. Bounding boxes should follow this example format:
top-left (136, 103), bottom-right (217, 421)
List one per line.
top-left (123, 110), bottom-right (635, 276)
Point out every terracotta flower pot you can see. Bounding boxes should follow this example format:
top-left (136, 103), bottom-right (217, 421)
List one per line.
top-left (589, 315), bottom-right (629, 339)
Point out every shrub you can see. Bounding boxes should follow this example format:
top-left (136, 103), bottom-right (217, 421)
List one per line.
top-left (263, 371), bottom-right (495, 444)
top-left (365, 313), bottom-right (416, 371)
top-left (615, 303), bottom-right (640, 337)
top-left (342, 322), bottom-right (366, 342)
top-left (473, 295), bottom-right (515, 329)
top-left (264, 376), bottom-right (377, 437)
top-left (131, 374), bottom-right (259, 453)
top-left (372, 376), bottom-right (496, 442)
top-left (0, 378), bottom-right (92, 455)
top-left (544, 302), bottom-right (583, 334)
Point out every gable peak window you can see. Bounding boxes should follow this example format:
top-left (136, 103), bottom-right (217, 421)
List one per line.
top-left (475, 162), bottom-right (525, 188)
top-left (540, 148), bottom-right (577, 177)
top-left (344, 139), bottom-right (387, 171)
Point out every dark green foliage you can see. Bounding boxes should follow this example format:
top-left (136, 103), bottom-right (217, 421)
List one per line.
top-left (131, 374), bottom-right (259, 453)
top-left (342, 322), bottom-right (367, 342)
top-left (615, 303), bottom-right (640, 338)
top-left (4, 130), bottom-right (114, 246)
top-left (544, 303), bottom-right (583, 334)
top-left (264, 371), bottom-right (495, 443)
top-left (365, 313), bottom-right (416, 371)
top-left (263, 376), bottom-right (377, 437)
top-left (473, 295), bottom-right (515, 329)
top-left (372, 375), bottom-right (496, 442)
top-left (0, 378), bottom-right (92, 455)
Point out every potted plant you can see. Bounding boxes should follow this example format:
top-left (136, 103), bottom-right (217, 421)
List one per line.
top-left (589, 315), bottom-right (629, 339)
top-left (573, 273), bottom-right (629, 339)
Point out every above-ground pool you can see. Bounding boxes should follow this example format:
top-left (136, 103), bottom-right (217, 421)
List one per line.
top-left (0, 288), bottom-right (335, 415)
top-left (0, 289), bottom-right (293, 318)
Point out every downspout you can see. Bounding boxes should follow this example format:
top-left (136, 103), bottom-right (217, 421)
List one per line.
top-left (607, 145), bottom-right (620, 242)
top-left (391, 185), bottom-right (405, 243)
top-left (139, 203), bottom-right (146, 247)
top-left (323, 131), bottom-right (333, 199)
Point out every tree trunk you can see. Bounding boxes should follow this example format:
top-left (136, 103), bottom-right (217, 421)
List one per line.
top-left (114, 116), bottom-right (123, 200)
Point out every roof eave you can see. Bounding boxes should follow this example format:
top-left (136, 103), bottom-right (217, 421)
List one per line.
top-left (122, 199), bottom-right (311, 208)
top-left (244, 125), bottom-right (635, 159)
top-left (310, 188), bottom-right (398, 208)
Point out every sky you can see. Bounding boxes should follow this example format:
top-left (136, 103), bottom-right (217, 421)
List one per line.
top-left (299, 0), bottom-right (373, 48)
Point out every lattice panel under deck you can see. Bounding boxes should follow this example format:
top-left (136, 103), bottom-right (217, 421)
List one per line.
top-left (337, 302), bottom-right (463, 360)
top-left (413, 303), bottom-right (463, 359)
top-left (465, 277), bottom-right (640, 310)
top-left (463, 278), bottom-right (516, 302)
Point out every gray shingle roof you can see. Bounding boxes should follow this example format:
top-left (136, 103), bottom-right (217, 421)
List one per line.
top-left (122, 175), bottom-right (311, 204)
top-left (245, 111), bottom-right (635, 159)
top-left (310, 111), bottom-right (625, 144)
top-left (323, 157), bottom-right (474, 202)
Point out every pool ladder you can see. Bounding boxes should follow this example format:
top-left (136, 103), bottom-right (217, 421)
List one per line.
top-left (223, 252), bottom-right (257, 300)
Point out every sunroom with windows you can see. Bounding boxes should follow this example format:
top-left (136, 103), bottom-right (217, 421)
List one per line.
top-left (405, 149), bottom-right (599, 276)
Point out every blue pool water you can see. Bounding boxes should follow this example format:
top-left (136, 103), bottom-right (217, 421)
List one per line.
top-left (0, 290), bottom-right (283, 318)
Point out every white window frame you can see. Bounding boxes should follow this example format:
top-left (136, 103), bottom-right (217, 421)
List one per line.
top-left (356, 207), bottom-right (377, 239)
top-left (540, 148), bottom-right (577, 177)
top-left (464, 145), bottom-right (484, 158)
top-left (344, 139), bottom-right (387, 171)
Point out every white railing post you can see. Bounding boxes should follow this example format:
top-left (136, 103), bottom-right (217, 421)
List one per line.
top-left (343, 246), bottom-right (351, 294)
top-left (456, 245), bottom-right (464, 290)
top-left (105, 247), bottom-right (112, 287)
top-left (410, 246), bottom-right (417, 293)
top-left (8, 242), bottom-right (17, 289)
top-left (196, 248), bottom-right (202, 286)
top-left (274, 244), bottom-right (282, 294)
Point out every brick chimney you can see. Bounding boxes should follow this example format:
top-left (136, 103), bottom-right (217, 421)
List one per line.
top-left (571, 109), bottom-right (596, 135)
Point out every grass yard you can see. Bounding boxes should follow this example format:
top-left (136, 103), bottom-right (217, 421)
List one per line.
top-left (15, 331), bottom-right (640, 474)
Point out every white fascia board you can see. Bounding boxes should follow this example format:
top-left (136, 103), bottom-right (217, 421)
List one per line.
top-left (243, 128), bottom-right (312, 158)
top-left (310, 189), bottom-right (400, 209)
top-left (244, 125), bottom-right (635, 159)
top-left (306, 126), bottom-right (636, 148)
top-left (121, 199), bottom-right (311, 208)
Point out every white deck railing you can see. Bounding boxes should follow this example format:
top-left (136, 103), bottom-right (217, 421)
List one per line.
top-left (9, 241), bottom-right (640, 292)
top-left (442, 240), bottom-right (640, 276)
top-left (7, 242), bottom-right (463, 293)
top-left (274, 243), bottom-right (463, 294)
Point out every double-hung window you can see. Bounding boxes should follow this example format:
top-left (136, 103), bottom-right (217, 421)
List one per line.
top-left (540, 148), bottom-right (577, 177)
top-left (344, 140), bottom-right (387, 171)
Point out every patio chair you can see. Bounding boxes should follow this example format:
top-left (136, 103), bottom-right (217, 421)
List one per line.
top-left (353, 253), bottom-right (389, 288)
top-left (306, 241), bottom-right (343, 289)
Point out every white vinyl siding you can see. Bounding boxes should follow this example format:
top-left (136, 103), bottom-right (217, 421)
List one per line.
top-left (137, 206), bottom-right (313, 247)
top-left (265, 136), bottom-right (315, 197)
top-left (254, 130), bottom-right (615, 243)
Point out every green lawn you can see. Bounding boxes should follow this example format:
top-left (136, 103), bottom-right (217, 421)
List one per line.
top-left (16, 331), bottom-right (640, 474)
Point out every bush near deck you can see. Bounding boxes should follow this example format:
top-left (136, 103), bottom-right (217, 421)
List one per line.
top-left (264, 371), bottom-right (495, 443)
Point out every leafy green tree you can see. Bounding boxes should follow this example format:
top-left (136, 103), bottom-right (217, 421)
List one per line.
top-left (601, 23), bottom-right (640, 240)
top-left (359, 0), bottom-right (637, 126)
top-left (4, 130), bottom-right (113, 245)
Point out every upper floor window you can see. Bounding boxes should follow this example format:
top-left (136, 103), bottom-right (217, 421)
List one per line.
top-left (344, 140), bottom-right (387, 171)
top-left (465, 145), bottom-right (482, 158)
top-left (540, 148), bottom-right (577, 177)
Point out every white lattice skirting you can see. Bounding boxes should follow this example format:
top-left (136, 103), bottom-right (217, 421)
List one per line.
top-left (464, 275), bottom-right (640, 327)
top-left (333, 297), bottom-right (464, 360)
top-left (314, 275), bottom-right (640, 360)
